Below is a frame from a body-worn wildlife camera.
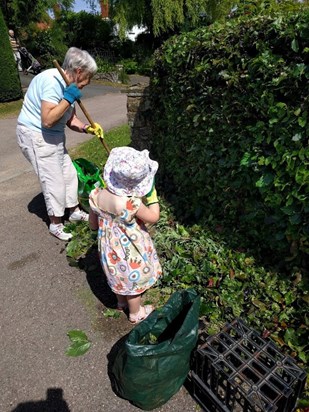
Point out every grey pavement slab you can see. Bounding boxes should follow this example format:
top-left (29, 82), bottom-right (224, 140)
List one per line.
top-left (0, 92), bottom-right (199, 411)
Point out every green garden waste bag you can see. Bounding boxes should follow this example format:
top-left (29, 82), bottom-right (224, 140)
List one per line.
top-left (73, 158), bottom-right (104, 212)
top-left (111, 289), bottom-right (200, 410)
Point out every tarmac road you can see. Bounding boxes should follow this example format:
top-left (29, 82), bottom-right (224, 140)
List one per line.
top-left (19, 71), bottom-right (123, 99)
top-left (0, 76), bottom-right (198, 411)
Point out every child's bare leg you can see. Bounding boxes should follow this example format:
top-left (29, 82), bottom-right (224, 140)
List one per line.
top-left (127, 294), bottom-right (154, 323)
top-left (115, 293), bottom-right (127, 309)
top-left (127, 294), bottom-right (141, 315)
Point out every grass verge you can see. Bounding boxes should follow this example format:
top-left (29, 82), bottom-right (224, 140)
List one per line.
top-left (69, 124), bottom-right (131, 168)
top-left (0, 100), bottom-right (23, 119)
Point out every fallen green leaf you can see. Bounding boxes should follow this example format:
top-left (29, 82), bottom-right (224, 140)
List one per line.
top-left (65, 341), bottom-right (92, 357)
top-left (103, 308), bottom-right (121, 318)
top-left (65, 329), bottom-right (91, 357)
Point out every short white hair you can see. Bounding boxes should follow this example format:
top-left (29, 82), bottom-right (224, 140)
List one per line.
top-left (62, 47), bottom-right (97, 77)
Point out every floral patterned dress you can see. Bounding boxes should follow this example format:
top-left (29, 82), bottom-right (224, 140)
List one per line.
top-left (89, 187), bottom-right (162, 295)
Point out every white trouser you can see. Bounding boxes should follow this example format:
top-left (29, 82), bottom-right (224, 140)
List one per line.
top-left (16, 124), bottom-right (78, 217)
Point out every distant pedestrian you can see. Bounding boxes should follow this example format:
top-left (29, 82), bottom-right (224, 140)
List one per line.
top-left (89, 147), bottom-right (162, 324)
top-left (8, 29), bottom-right (22, 71)
top-left (16, 47), bottom-right (104, 241)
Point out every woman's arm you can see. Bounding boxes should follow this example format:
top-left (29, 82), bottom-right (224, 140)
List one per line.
top-left (41, 82), bottom-right (85, 130)
top-left (89, 208), bottom-right (99, 230)
top-left (136, 202), bottom-right (160, 225)
top-left (66, 110), bottom-right (86, 132)
top-left (41, 100), bottom-right (86, 132)
top-left (41, 99), bottom-right (73, 128)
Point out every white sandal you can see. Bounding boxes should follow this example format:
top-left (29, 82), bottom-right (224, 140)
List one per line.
top-left (129, 305), bottom-right (154, 324)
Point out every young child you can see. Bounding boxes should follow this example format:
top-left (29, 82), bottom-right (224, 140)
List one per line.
top-left (89, 147), bottom-right (162, 324)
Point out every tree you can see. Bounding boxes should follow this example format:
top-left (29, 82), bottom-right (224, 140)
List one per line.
top-left (108, 0), bottom-right (237, 38)
top-left (0, 6), bottom-right (22, 102)
top-left (0, 1), bottom-right (76, 69)
top-left (100, 0), bottom-right (309, 39)
top-left (57, 10), bottom-right (113, 51)
top-left (0, 0), bottom-right (74, 32)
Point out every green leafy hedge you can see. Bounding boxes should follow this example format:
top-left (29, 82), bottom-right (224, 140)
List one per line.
top-left (0, 9), bottom-right (22, 102)
top-left (150, 9), bottom-right (309, 269)
top-left (154, 202), bottom-right (309, 365)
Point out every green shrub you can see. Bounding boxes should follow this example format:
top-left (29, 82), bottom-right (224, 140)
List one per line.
top-left (58, 11), bottom-right (113, 51)
top-left (119, 58), bottom-right (138, 74)
top-left (24, 25), bottom-right (67, 69)
top-left (95, 57), bottom-right (115, 73)
top-left (151, 9), bottom-right (309, 269)
top-left (0, 9), bottom-right (22, 102)
top-left (137, 55), bottom-right (154, 75)
top-left (154, 202), bottom-right (309, 365)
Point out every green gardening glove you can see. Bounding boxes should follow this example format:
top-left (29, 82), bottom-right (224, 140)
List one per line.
top-left (84, 122), bottom-right (104, 139)
top-left (144, 185), bottom-right (158, 206)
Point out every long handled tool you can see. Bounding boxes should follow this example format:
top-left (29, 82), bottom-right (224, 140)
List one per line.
top-left (53, 59), bottom-right (110, 154)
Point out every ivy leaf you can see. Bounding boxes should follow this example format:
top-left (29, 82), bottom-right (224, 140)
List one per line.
top-left (298, 117), bottom-right (306, 128)
top-left (294, 108), bottom-right (301, 116)
top-left (291, 39), bottom-right (299, 52)
top-left (289, 214), bottom-right (301, 225)
top-left (240, 152), bottom-right (251, 166)
top-left (256, 173), bottom-right (273, 188)
top-left (66, 330), bottom-right (91, 357)
top-left (292, 133), bottom-right (302, 142)
top-left (252, 298), bottom-right (267, 311)
top-left (65, 341), bottom-right (92, 357)
top-left (103, 309), bottom-right (121, 318)
top-left (67, 329), bottom-right (89, 343)
top-left (298, 351), bottom-right (307, 363)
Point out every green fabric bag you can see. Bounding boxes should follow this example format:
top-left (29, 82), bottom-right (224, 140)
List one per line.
top-left (111, 289), bottom-right (200, 410)
top-left (73, 158), bottom-right (104, 212)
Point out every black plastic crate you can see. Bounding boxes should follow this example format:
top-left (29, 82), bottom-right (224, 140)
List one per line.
top-left (189, 318), bottom-right (306, 412)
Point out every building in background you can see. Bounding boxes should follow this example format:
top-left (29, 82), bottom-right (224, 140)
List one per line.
top-left (100, 0), bottom-right (109, 19)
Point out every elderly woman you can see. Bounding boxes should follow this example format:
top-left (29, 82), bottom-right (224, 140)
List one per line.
top-left (16, 47), bottom-right (103, 241)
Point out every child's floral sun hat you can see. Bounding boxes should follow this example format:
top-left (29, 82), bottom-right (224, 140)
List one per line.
top-left (103, 147), bottom-right (158, 197)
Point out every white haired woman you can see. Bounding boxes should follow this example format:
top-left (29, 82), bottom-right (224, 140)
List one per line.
top-left (16, 47), bottom-right (104, 241)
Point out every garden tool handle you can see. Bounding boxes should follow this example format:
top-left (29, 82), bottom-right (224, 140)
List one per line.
top-left (53, 59), bottom-right (110, 154)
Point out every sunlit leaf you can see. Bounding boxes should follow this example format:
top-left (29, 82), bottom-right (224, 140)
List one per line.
top-left (291, 39), bottom-right (299, 52)
top-left (65, 341), bottom-right (91, 357)
top-left (65, 329), bottom-right (91, 357)
top-left (103, 309), bottom-right (121, 318)
top-left (67, 329), bottom-right (89, 343)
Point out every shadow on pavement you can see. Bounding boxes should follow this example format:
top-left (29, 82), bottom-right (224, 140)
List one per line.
top-left (78, 246), bottom-right (118, 309)
top-left (28, 192), bottom-right (49, 227)
top-left (11, 388), bottom-right (70, 412)
top-left (27, 191), bottom-right (117, 309)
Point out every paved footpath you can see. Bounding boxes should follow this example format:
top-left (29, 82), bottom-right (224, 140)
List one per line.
top-left (0, 90), bottom-right (198, 411)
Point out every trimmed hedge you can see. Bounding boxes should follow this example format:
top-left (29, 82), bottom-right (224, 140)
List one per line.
top-left (150, 9), bottom-right (309, 268)
top-left (0, 9), bottom-right (23, 102)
